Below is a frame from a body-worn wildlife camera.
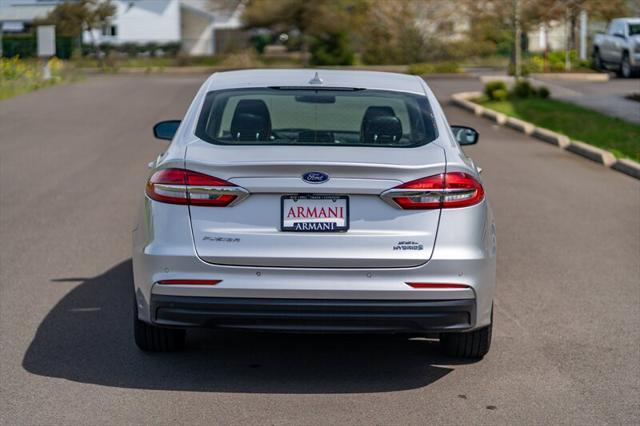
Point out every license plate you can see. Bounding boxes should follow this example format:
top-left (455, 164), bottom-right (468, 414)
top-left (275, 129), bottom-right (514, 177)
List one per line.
top-left (281, 195), bottom-right (349, 232)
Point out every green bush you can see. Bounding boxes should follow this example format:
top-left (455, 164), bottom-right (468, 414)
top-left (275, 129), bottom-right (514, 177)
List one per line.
top-left (512, 80), bottom-right (534, 98)
top-left (537, 86), bottom-right (550, 98)
top-left (522, 50), bottom-right (593, 73)
top-left (250, 33), bottom-right (272, 54)
top-left (491, 89), bottom-right (508, 101)
top-left (484, 81), bottom-right (507, 100)
top-left (2, 35), bottom-right (77, 59)
top-left (81, 41), bottom-right (182, 58)
top-left (309, 32), bottom-right (354, 66)
top-left (407, 62), bottom-right (460, 75)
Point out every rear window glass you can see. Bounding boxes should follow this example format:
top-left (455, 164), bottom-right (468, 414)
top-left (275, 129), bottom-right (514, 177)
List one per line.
top-left (195, 88), bottom-right (438, 147)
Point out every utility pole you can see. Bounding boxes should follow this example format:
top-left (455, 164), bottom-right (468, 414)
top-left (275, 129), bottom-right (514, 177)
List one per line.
top-left (514, 0), bottom-right (522, 79)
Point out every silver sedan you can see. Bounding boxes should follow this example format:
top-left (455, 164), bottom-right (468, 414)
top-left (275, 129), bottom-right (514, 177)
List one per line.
top-left (132, 69), bottom-right (496, 358)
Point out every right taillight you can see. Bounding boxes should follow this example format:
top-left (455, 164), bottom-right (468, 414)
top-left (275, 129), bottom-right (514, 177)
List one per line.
top-left (146, 168), bottom-right (249, 207)
top-left (381, 172), bottom-right (484, 209)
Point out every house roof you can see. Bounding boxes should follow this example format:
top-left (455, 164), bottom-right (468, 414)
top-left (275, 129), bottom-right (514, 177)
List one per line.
top-left (181, 0), bottom-right (244, 27)
top-left (0, 4), bottom-right (55, 22)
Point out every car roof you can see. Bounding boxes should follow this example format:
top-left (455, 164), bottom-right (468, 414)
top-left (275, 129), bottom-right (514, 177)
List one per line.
top-left (205, 69), bottom-right (427, 94)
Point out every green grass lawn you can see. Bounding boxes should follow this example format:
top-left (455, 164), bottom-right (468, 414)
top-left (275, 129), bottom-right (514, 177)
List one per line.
top-left (478, 97), bottom-right (640, 162)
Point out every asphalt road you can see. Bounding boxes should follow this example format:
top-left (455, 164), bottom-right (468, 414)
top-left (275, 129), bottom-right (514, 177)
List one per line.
top-left (1, 74), bottom-right (638, 425)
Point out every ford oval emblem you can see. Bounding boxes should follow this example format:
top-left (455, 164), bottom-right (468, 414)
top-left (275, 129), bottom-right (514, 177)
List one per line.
top-left (302, 171), bottom-right (329, 184)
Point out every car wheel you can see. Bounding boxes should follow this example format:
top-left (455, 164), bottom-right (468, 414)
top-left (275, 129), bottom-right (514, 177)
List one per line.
top-left (593, 51), bottom-right (603, 71)
top-left (133, 297), bottom-right (185, 352)
top-left (440, 313), bottom-right (492, 359)
top-left (621, 54), bottom-right (633, 78)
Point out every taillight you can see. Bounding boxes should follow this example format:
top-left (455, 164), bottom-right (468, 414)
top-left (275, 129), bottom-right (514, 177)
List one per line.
top-left (146, 168), bottom-right (249, 207)
top-left (381, 172), bottom-right (484, 209)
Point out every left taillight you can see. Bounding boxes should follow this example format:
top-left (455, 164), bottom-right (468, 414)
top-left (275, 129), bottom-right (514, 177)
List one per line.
top-left (146, 168), bottom-right (249, 207)
top-left (381, 172), bottom-right (484, 209)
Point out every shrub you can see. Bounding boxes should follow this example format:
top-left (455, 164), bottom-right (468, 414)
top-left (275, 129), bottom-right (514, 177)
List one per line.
top-left (309, 32), bottom-right (354, 66)
top-left (407, 62), bottom-right (460, 75)
top-left (219, 50), bottom-right (259, 69)
top-left (484, 80), bottom-right (507, 100)
top-left (491, 89), bottom-right (508, 101)
top-left (250, 33), bottom-right (272, 54)
top-left (537, 86), bottom-right (550, 98)
top-left (512, 80), bottom-right (534, 98)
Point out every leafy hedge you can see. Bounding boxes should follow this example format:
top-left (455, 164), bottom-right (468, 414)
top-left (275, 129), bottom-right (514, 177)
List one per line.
top-left (81, 41), bottom-right (182, 57)
top-left (484, 80), bottom-right (550, 101)
top-left (2, 35), bottom-right (77, 59)
top-left (407, 62), bottom-right (460, 75)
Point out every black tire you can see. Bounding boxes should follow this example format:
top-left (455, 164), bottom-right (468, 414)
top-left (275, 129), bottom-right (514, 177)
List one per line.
top-left (593, 50), bottom-right (604, 71)
top-left (440, 318), bottom-right (492, 359)
top-left (133, 298), bottom-right (185, 352)
top-left (620, 53), bottom-right (635, 78)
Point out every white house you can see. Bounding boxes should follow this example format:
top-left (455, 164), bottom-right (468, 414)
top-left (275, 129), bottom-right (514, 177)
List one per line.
top-left (0, 0), bottom-right (245, 56)
top-left (82, 0), bottom-right (182, 46)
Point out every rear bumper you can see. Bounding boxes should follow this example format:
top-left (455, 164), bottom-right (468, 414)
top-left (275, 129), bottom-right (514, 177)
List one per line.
top-left (150, 295), bottom-right (475, 333)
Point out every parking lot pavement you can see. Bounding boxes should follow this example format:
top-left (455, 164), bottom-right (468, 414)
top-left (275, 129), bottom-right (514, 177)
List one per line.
top-left (1, 74), bottom-right (639, 425)
top-left (531, 76), bottom-right (640, 124)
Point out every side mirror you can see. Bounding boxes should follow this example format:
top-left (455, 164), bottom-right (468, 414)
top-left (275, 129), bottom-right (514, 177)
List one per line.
top-left (153, 120), bottom-right (181, 141)
top-left (451, 125), bottom-right (479, 145)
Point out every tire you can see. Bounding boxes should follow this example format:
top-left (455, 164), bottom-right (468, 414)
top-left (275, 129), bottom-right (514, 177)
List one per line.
top-left (621, 53), bottom-right (634, 78)
top-left (593, 50), bottom-right (604, 71)
top-left (133, 297), bottom-right (185, 352)
top-left (440, 316), bottom-right (492, 359)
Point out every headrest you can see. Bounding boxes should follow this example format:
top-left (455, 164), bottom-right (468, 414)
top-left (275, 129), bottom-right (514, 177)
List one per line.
top-left (230, 99), bottom-right (271, 141)
top-left (360, 106), bottom-right (396, 143)
top-left (362, 116), bottom-right (403, 144)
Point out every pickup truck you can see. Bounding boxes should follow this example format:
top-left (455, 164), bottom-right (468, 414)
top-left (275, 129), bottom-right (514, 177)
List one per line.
top-left (593, 17), bottom-right (640, 78)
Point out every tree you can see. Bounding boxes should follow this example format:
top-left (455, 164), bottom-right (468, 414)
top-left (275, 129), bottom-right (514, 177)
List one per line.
top-left (35, 0), bottom-right (115, 57)
top-left (243, 0), bottom-right (367, 65)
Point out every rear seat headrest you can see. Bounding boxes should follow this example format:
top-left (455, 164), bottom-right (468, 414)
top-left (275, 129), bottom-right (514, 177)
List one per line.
top-left (230, 99), bottom-right (271, 141)
top-left (363, 116), bottom-right (403, 144)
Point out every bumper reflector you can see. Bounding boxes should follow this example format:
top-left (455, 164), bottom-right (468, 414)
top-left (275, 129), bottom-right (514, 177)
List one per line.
top-left (406, 282), bottom-right (469, 289)
top-left (157, 279), bottom-right (222, 286)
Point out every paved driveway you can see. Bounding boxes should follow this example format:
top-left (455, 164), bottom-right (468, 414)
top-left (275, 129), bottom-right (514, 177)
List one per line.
top-left (1, 75), bottom-right (638, 425)
top-left (531, 76), bottom-right (640, 124)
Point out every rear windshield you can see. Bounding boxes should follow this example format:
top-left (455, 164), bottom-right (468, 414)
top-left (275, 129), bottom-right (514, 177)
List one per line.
top-left (195, 88), bottom-right (438, 147)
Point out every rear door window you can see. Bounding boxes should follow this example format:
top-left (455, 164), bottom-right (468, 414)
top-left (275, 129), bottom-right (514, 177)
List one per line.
top-left (196, 88), bottom-right (438, 147)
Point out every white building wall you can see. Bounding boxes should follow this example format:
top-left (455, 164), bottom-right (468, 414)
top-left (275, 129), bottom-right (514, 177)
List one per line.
top-left (180, 5), bottom-right (215, 55)
top-left (84, 0), bottom-right (181, 44)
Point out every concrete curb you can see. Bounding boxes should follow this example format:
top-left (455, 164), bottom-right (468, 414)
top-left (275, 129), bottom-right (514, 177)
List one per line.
top-left (566, 141), bottom-right (617, 167)
top-left (482, 108), bottom-right (507, 124)
top-left (451, 92), bottom-right (485, 116)
top-left (611, 159), bottom-right (640, 179)
top-left (531, 127), bottom-right (570, 148)
top-left (451, 91), bottom-right (640, 180)
top-left (531, 72), bottom-right (610, 81)
top-left (505, 117), bottom-right (535, 135)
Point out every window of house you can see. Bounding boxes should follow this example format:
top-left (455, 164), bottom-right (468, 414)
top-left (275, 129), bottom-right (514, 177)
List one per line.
top-left (102, 25), bottom-right (117, 37)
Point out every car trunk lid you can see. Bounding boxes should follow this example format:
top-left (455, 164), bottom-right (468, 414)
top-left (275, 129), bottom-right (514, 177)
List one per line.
top-left (186, 141), bottom-right (446, 268)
